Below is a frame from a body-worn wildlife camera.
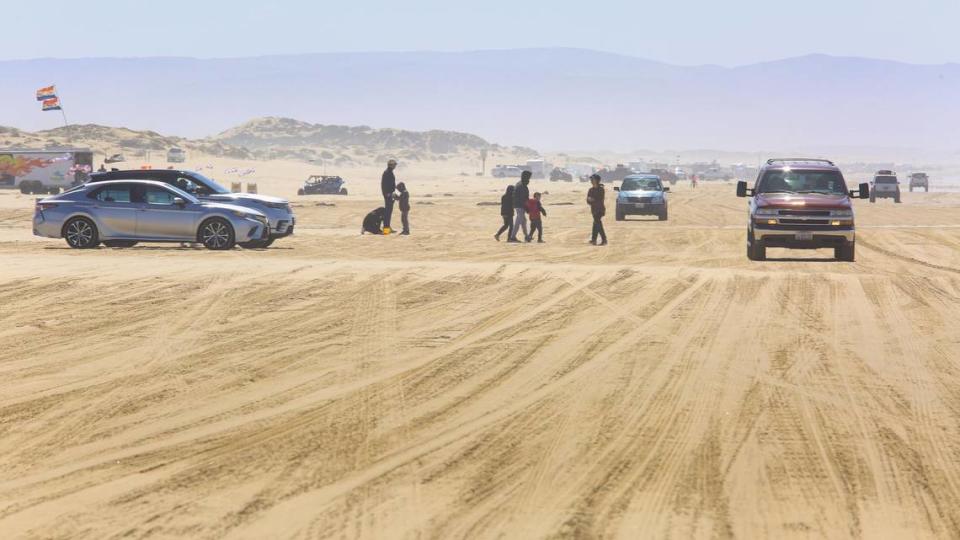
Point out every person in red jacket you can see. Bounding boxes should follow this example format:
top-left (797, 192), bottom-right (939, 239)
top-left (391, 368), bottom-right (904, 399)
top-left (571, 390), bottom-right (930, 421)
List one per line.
top-left (525, 192), bottom-right (547, 243)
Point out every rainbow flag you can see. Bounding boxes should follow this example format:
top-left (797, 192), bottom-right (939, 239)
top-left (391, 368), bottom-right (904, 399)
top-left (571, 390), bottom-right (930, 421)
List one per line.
top-left (36, 85), bottom-right (56, 101)
top-left (41, 97), bottom-right (62, 111)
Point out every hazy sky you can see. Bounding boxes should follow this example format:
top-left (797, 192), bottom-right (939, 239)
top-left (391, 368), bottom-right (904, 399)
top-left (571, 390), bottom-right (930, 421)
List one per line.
top-left (4, 0), bottom-right (959, 65)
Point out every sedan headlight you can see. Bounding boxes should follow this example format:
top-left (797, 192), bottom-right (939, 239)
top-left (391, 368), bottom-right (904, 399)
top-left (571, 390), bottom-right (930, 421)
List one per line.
top-left (755, 207), bottom-right (778, 216)
top-left (232, 210), bottom-right (255, 219)
top-left (264, 201), bottom-right (289, 210)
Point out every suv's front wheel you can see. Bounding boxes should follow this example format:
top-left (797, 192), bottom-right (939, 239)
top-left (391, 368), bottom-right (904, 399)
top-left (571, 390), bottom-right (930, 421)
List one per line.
top-left (746, 229), bottom-right (766, 261)
top-left (835, 242), bottom-right (855, 262)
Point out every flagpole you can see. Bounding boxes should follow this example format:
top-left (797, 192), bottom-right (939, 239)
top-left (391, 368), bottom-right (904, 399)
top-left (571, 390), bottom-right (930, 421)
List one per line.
top-left (57, 87), bottom-right (69, 140)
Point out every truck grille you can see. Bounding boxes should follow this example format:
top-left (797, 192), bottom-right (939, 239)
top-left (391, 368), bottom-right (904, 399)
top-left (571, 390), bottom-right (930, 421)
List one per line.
top-left (779, 218), bottom-right (829, 225)
top-left (778, 209), bottom-right (829, 216)
top-left (627, 196), bottom-right (654, 203)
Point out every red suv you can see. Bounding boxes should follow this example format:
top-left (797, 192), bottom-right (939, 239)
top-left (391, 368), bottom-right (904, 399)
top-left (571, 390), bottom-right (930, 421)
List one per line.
top-left (737, 159), bottom-right (869, 261)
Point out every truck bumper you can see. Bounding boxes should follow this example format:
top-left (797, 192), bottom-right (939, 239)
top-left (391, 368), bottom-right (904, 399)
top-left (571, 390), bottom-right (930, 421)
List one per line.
top-left (755, 226), bottom-right (854, 249)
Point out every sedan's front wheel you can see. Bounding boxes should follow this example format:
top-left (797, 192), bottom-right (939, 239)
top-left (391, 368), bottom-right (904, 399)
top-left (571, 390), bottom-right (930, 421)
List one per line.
top-left (198, 218), bottom-right (235, 250)
top-left (63, 217), bottom-right (100, 249)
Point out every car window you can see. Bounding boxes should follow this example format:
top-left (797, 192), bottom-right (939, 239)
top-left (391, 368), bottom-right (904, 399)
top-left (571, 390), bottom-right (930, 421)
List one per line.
top-left (145, 186), bottom-right (177, 205)
top-left (756, 170), bottom-right (848, 195)
top-left (621, 178), bottom-right (661, 191)
top-left (92, 186), bottom-right (132, 203)
top-left (875, 177), bottom-right (898, 184)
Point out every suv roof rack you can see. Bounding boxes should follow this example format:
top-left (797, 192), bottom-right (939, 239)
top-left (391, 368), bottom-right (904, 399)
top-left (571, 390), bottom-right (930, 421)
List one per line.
top-left (766, 158), bottom-right (835, 166)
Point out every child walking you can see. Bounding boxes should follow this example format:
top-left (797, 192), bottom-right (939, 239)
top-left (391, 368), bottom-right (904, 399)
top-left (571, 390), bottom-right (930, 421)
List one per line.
top-left (526, 192), bottom-right (547, 243)
top-left (395, 182), bottom-right (410, 235)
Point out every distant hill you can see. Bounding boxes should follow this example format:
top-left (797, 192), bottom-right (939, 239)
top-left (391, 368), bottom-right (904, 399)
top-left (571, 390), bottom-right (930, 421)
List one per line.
top-left (211, 117), bottom-right (536, 164)
top-left (0, 118), bottom-right (538, 165)
top-left (2, 49), bottom-right (960, 157)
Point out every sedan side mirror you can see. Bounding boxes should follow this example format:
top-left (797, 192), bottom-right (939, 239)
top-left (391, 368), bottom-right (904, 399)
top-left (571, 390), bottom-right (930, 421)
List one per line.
top-left (173, 197), bottom-right (186, 207)
top-left (662, 187), bottom-right (670, 192)
top-left (613, 186), bottom-right (620, 192)
top-left (736, 180), bottom-right (751, 197)
top-left (855, 183), bottom-right (870, 199)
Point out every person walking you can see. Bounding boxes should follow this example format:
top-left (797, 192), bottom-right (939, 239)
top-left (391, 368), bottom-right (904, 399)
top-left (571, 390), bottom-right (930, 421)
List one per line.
top-left (395, 182), bottom-right (410, 235)
top-left (587, 174), bottom-right (607, 245)
top-left (495, 184), bottom-right (516, 242)
top-left (381, 159), bottom-right (397, 232)
top-left (510, 171), bottom-right (531, 242)
top-left (526, 192), bottom-right (547, 243)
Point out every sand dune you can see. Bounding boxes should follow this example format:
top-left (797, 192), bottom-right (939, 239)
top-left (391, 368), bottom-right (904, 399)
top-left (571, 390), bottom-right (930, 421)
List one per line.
top-left (2, 164), bottom-right (960, 539)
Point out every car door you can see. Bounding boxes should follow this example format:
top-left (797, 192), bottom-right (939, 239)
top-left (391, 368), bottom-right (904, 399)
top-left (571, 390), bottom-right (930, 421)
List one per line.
top-left (88, 183), bottom-right (139, 237)
top-left (136, 185), bottom-right (201, 240)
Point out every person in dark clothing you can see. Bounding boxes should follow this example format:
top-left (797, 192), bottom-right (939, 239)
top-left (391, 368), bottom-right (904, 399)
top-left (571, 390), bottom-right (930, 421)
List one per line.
top-left (362, 207), bottom-right (385, 235)
top-left (495, 184), bottom-right (515, 242)
top-left (526, 192), bottom-right (547, 243)
top-left (395, 182), bottom-right (410, 235)
top-left (587, 174), bottom-right (607, 245)
top-left (381, 159), bottom-right (397, 231)
top-left (510, 171), bottom-right (532, 242)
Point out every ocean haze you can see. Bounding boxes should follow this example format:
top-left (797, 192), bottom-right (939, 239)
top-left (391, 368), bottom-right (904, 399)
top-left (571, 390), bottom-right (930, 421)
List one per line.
top-left (2, 48), bottom-right (958, 156)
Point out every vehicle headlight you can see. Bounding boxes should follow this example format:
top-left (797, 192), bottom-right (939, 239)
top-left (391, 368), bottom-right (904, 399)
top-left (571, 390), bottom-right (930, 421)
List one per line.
top-left (755, 208), bottom-right (778, 216)
top-left (232, 210), bottom-right (254, 219)
top-left (830, 209), bottom-right (853, 217)
top-left (264, 201), bottom-right (288, 210)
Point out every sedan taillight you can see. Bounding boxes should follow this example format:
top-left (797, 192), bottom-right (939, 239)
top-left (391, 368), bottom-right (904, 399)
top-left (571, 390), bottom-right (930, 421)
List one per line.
top-left (37, 202), bottom-right (58, 211)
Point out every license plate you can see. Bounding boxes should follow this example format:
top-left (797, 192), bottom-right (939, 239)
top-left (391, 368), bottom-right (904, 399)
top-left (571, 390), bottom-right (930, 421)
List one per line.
top-left (795, 232), bottom-right (813, 241)
top-left (635, 203), bottom-right (646, 209)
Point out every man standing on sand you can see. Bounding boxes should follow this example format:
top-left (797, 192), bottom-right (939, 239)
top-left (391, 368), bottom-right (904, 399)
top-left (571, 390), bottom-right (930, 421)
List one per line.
top-left (510, 171), bottom-right (531, 242)
top-left (381, 159), bottom-right (397, 232)
top-left (587, 173), bottom-right (608, 245)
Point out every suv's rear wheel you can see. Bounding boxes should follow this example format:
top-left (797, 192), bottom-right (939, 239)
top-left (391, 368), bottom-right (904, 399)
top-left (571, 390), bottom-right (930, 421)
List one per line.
top-left (198, 218), bottom-right (235, 250)
top-left (64, 217), bottom-right (100, 249)
top-left (103, 240), bottom-right (138, 248)
top-left (836, 242), bottom-right (855, 261)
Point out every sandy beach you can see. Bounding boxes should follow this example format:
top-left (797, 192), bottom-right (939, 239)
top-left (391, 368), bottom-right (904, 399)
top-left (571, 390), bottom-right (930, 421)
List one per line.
top-left (2, 157), bottom-right (960, 538)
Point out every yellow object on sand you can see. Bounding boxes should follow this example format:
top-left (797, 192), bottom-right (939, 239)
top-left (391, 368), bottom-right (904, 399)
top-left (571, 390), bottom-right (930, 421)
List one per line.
top-left (383, 227), bottom-right (391, 235)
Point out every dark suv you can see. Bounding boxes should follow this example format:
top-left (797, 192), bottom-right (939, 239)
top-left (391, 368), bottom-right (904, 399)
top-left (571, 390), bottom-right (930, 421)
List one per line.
top-left (87, 169), bottom-right (294, 248)
top-left (736, 159), bottom-right (869, 261)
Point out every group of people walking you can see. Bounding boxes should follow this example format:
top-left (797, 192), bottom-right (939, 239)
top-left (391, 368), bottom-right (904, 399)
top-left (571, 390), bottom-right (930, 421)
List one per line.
top-left (495, 172), bottom-right (607, 245)
top-left (495, 171), bottom-right (548, 243)
top-left (362, 160), bottom-right (608, 245)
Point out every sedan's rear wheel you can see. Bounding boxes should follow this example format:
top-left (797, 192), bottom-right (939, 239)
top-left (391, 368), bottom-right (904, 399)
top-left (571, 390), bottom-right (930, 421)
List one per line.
top-left (198, 218), bottom-right (235, 250)
top-left (64, 217), bottom-right (100, 249)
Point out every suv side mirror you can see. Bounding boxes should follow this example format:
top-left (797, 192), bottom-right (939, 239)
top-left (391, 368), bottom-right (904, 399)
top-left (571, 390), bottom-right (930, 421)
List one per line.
top-left (856, 183), bottom-right (870, 199)
top-left (173, 197), bottom-right (186, 207)
top-left (736, 180), bottom-right (750, 197)
top-left (613, 186), bottom-right (620, 192)
top-left (662, 187), bottom-right (670, 192)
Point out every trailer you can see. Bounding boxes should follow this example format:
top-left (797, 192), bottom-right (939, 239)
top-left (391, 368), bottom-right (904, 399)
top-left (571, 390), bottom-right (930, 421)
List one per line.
top-left (0, 148), bottom-right (94, 194)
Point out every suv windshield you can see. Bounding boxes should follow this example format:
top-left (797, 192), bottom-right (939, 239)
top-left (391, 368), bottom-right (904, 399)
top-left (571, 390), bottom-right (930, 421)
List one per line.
top-left (756, 170), bottom-right (848, 195)
top-left (621, 178), bottom-right (662, 191)
top-left (178, 172), bottom-right (231, 195)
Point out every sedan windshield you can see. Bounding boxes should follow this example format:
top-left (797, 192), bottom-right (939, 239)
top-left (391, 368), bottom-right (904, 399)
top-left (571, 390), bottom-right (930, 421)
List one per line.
top-left (621, 178), bottom-right (662, 191)
top-left (756, 170), bottom-right (848, 195)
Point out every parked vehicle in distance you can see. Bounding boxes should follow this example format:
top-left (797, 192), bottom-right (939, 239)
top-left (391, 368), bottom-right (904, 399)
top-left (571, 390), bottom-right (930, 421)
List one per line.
top-left (649, 168), bottom-right (679, 186)
top-left (908, 172), bottom-right (929, 192)
top-left (870, 170), bottom-right (901, 203)
top-left (87, 169), bottom-right (294, 248)
top-left (736, 158), bottom-right (869, 261)
top-left (0, 148), bottom-right (94, 194)
top-left (33, 180), bottom-right (270, 250)
top-left (549, 167), bottom-right (573, 182)
top-left (166, 147), bottom-right (186, 163)
top-left (614, 174), bottom-right (669, 221)
top-left (104, 153), bottom-right (126, 164)
top-left (491, 165), bottom-right (524, 178)
top-left (298, 175), bottom-right (347, 195)
top-left (582, 164), bottom-right (635, 183)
